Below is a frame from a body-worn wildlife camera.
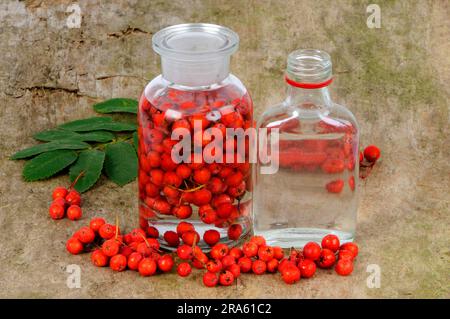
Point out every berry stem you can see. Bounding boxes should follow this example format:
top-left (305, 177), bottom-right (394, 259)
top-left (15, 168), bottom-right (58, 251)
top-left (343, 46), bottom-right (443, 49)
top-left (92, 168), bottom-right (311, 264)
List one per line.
top-left (115, 215), bottom-right (119, 241)
top-left (69, 171), bottom-right (85, 190)
top-left (168, 183), bottom-right (206, 193)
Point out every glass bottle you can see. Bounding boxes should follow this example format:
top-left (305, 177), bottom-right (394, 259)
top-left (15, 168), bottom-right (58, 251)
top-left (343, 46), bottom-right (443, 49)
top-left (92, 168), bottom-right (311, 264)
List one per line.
top-left (138, 24), bottom-right (253, 250)
top-left (254, 49), bottom-right (359, 247)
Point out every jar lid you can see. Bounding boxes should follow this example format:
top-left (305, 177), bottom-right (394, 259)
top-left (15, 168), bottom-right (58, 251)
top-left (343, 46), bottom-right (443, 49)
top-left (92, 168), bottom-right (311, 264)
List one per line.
top-left (152, 23), bottom-right (239, 61)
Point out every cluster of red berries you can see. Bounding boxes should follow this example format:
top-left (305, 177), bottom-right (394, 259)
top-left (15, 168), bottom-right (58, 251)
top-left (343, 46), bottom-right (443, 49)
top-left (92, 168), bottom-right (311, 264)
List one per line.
top-left (159, 221), bottom-right (242, 249)
top-left (67, 219), bottom-right (359, 287)
top-left (66, 218), bottom-right (180, 275)
top-left (278, 234), bottom-right (358, 284)
top-left (137, 88), bottom-right (253, 246)
top-left (49, 186), bottom-right (82, 220)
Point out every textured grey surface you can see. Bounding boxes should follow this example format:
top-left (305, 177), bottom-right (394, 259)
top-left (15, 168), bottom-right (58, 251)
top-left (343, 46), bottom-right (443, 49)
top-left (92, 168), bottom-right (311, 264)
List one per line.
top-left (0, 0), bottom-right (449, 298)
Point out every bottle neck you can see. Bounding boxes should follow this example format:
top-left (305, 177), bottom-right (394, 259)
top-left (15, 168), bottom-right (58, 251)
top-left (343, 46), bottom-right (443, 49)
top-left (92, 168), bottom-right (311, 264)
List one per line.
top-left (161, 56), bottom-right (231, 87)
top-left (285, 84), bottom-right (332, 111)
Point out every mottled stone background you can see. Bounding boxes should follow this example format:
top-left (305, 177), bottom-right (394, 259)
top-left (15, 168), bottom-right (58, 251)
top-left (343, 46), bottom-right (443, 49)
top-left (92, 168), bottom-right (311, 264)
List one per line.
top-left (0, 0), bottom-right (448, 298)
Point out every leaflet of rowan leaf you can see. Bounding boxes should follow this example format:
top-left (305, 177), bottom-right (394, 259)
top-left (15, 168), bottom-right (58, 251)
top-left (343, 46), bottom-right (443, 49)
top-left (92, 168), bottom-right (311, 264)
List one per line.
top-left (58, 116), bottom-right (137, 132)
top-left (93, 98), bottom-right (138, 114)
top-left (33, 129), bottom-right (115, 143)
top-left (69, 149), bottom-right (106, 193)
top-left (11, 140), bottom-right (90, 160)
top-left (104, 142), bottom-right (138, 186)
top-left (22, 150), bottom-right (78, 181)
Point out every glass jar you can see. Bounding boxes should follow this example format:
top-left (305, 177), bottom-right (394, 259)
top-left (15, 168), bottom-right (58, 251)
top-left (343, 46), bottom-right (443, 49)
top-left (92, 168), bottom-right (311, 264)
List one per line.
top-left (138, 24), bottom-right (253, 250)
top-left (254, 49), bottom-right (359, 247)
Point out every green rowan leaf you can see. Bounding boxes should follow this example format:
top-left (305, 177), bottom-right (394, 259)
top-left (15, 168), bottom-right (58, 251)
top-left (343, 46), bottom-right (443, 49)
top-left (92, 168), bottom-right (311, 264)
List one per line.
top-left (33, 129), bottom-right (115, 143)
top-left (11, 140), bottom-right (89, 160)
top-left (104, 142), bottom-right (137, 186)
top-left (22, 150), bottom-right (78, 181)
top-left (93, 98), bottom-right (138, 114)
top-left (59, 116), bottom-right (136, 132)
top-left (69, 149), bottom-right (105, 193)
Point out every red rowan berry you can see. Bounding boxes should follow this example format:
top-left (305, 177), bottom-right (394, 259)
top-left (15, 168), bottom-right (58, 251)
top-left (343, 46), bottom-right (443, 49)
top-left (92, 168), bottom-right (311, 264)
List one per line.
top-left (52, 186), bottom-right (68, 200)
top-left (99, 223), bottom-right (117, 240)
top-left (66, 237), bottom-right (83, 255)
top-left (281, 265), bottom-right (301, 284)
top-left (157, 254), bottom-right (174, 272)
top-left (110, 254), bottom-right (127, 272)
top-left (177, 262), bottom-right (192, 277)
top-left (267, 258), bottom-right (279, 273)
top-left (164, 230), bottom-right (180, 247)
top-left (150, 169), bottom-right (164, 186)
top-left (203, 229), bottom-right (220, 246)
top-left (210, 243), bottom-right (229, 260)
top-left (207, 177), bottom-right (224, 194)
top-left (145, 183), bottom-right (160, 197)
top-left (227, 224), bottom-right (242, 240)
top-left (303, 242), bottom-right (321, 261)
top-left (66, 205), bottom-right (82, 221)
top-left (242, 242), bottom-right (258, 258)
top-left (173, 205), bottom-right (193, 219)
top-left (317, 248), bottom-right (336, 268)
top-left (200, 209), bottom-right (217, 224)
top-left (335, 259), bottom-right (354, 276)
top-left (321, 234), bottom-right (340, 252)
top-left (278, 259), bottom-right (295, 273)
top-left (65, 190), bottom-right (81, 206)
top-left (77, 226), bottom-right (95, 244)
top-left (225, 171), bottom-right (243, 187)
top-left (229, 247), bottom-right (243, 260)
top-left (326, 179), bottom-right (344, 193)
top-left (102, 239), bottom-right (120, 257)
top-left (192, 188), bottom-right (212, 206)
top-left (127, 252), bottom-right (143, 270)
top-left (91, 249), bottom-right (109, 267)
top-left (249, 235), bottom-right (266, 247)
top-left (338, 249), bottom-right (355, 261)
top-left (136, 242), bottom-right (152, 257)
top-left (176, 221), bottom-right (195, 236)
top-left (258, 246), bottom-right (274, 262)
top-left (177, 245), bottom-right (193, 260)
top-left (340, 242), bottom-right (359, 258)
top-left (89, 217), bottom-right (106, 233)
top-left (138, 258), bottom-right (157, 276)
top-left (49, 203), bottom-right (65, 220)
top-left (52, 197), bottom-right (67, 207)
top-left (364, 145), bottom-right (380, 163)
top-left (211, 194), bottom-right (232, 208)
top-left (176, 164), bottom-right (192, 180)
top-left (251, 260), bottom-right (266, 275)
top-left (129, 228), bottom-right (146, 243)
top-left (298, 259), bottom-right (316, 278)
top-left (219, 270), bottom-right (235, 286)
top-left (272, 246), bottom-right (284, 260)
top-left (216, 203), bottom-right (233, 219)
top-left (206, 259), bottom-right (222, 273)
top-left (237, 257), bottom-right (252, 273)
top-left (182, 231), bottom-right (200, 246)
top-left (193, 168), bottom-right (211, 184)
top-left (203, 272), bottom-right (219, 287)
top-left (163, 171), bottom-right (182, 187)
top-left (221, 255), bottom-right (236, 268)
top-left (227, 263), bottom-right (241, 278)
top-left (120, 245), bottom-right (133, 258)
top-left (146, 226), bottom-right (159, 238)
